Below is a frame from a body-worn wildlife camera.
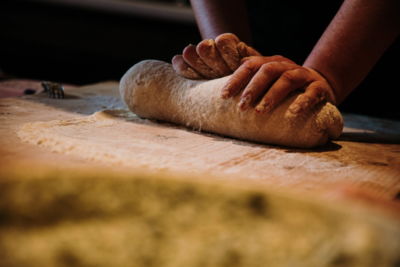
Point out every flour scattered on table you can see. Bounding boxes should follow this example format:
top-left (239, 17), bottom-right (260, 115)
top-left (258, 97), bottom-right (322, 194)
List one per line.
top-left (17, 109), bottom-right (352, 186)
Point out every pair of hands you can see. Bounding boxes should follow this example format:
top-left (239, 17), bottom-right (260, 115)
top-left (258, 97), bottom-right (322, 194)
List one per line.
top-left (172, 33), bottom-right (336, 115)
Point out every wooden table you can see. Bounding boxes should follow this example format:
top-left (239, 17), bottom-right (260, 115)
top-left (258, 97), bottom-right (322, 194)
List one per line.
top-left (1, 79), bottom-right (400, 267)
top-left (1, 79), bottom-right (399, 200)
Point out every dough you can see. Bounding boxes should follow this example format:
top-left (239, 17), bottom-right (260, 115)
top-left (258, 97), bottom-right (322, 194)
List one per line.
top-left (121, 60), bottom-right (343, 148)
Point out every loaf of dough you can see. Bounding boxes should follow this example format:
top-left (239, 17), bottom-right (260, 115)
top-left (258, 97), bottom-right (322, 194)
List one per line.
top-left (120, 60), bottom-right (343, 148)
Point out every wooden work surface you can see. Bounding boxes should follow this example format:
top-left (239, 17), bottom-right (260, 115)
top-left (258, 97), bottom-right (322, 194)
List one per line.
top-left (0, 80), bottom-right (399, 200)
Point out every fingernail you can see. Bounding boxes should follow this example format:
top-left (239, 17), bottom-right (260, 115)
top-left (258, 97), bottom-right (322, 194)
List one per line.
top-left (255, 103), bottom-right (269, 113)
top-left (238, 95), bottom-right (251, 110)
top-left (256, 105), bottom-right (265, 113)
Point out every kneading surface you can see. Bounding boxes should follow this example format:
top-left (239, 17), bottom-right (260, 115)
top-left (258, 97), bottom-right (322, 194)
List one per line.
top-left (120, 60), bottom-right (343, 148)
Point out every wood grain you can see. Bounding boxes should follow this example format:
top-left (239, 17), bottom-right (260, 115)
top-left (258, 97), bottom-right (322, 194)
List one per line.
top-left (0, 81), bottom-right (399, 201)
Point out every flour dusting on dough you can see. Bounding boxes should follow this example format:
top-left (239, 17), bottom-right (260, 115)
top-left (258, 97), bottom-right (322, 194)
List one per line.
top-left (120, 60), bottom-right (343, 148)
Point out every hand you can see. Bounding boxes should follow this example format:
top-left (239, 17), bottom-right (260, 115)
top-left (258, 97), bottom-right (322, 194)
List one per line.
top-left (172, 33), bottom-right (261, 80)
top-left (221, 56), bottom-right (337, 115)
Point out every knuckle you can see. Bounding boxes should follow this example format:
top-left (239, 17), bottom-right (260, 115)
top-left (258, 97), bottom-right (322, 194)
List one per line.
top-left (281, 70), bottom-right (298, 82)
top-left (272, 55), bottom-right (286, 61)
top-left (259, 62), bottom-right (279, 73)
top-left (217, 32), bottom-right (239, 42)
top-left (241, 60), bottom-right (257, 72)
top-left (245, 56), bottom-right (259, 62)
top-left (271, 54), bottom-right (295, 64)
top-left (282, 68), bottom-right (310, 83)
top-left (294, 67), bottom-right (308, 76)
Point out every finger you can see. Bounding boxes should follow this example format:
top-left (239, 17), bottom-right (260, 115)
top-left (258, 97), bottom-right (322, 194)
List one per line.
top-left (172, 55), bottom-right (204, 80)
top-left (288, 81), bottom-right (329, 114)
top-left (220, 64), bottom-right (255, 99)
top-left (238, 62), bottom-right (297, 110)
top-left (255, 68), bottom-right (312, 113)
top-left (221, 58), bottom-right (296, 99)
top-left (241, 55), bottom-right (296, 65)
top-left (237, 42), bottom-right (261, 57)
top-left (215, 33), bottom-right (241, 71)
top-left (304, 67), bottom-right (337, 104)
top-left (220, 59), bottom-right (265, 99)
top-left (197, 39), bottom-right (232, 77)
top-left (182, 44), bottom-right (219, 78)
top-left (240, 55), bottom-right (296, 68)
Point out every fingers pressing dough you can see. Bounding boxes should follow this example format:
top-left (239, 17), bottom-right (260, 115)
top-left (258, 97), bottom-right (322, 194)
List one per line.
top-left (182, 45), bottom-right (219, 79)
top-left (172, 55), bottom-right (204, 80)
top-left (196, 39), bottom-right (232, 77)
top-left (120, 60), bottom-right (343, 148)
top-left (215, 33), bottom-right (242, 71)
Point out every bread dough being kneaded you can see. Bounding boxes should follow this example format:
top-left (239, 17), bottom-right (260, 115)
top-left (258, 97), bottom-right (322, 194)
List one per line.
top-left (120, 60), bottom-right (343, 148)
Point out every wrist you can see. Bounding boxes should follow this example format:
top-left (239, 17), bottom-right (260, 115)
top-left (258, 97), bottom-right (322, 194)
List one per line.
top-left (303, 62), bottom-right (345, 105)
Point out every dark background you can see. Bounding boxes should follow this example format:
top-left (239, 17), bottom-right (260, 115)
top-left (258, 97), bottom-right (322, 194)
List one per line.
top-left (1, 0), bottom-right (399, 119)
top-left (0, 0), bottom-right (200, 84)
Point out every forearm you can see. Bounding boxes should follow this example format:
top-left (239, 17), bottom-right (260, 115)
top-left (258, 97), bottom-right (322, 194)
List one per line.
top-left (189, 0), bottom-right (252, 43)
top-left (304, 0), bottom-right (400, 104)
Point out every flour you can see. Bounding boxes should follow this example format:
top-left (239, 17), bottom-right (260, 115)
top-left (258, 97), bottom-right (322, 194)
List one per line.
top-left (17, 109), bottom-right (351, 184)
top-left (120, 60), bottom-right (343, 148)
